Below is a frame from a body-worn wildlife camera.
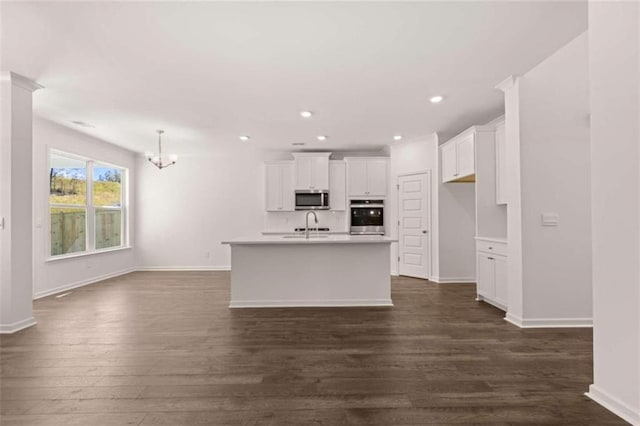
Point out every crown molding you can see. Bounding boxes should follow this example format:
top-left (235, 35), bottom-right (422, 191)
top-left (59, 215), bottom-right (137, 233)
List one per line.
top-left (495, 75), bottom-right (517, 92)
top-left (0, 71), bottom-right (44, 92)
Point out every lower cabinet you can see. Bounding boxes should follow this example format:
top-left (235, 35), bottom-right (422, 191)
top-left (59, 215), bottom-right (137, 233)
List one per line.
top-left (476, 239), bottom-right (508, 311)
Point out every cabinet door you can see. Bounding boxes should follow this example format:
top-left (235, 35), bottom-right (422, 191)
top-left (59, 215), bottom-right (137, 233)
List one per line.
top-left (329, 161), bottom-right (346, 211)
top-left (495, 124), bottom-right (507, 205)
top-left (265, 164), bottom-right (282, 211)
top-left (457, 134), bottom-right (475, 178)
top-left (366, 159), bottom-right (388, 196)
top-left (280, 163), bottom-right (295, 211)
top-left (347, 160), bottom-right (368, 197)
top-left (310, 156), bottom-right (329, 190)
top-left (494, 255), bottom-right (508, 306)
top-left (441, 142), bottom-right (458, 182)
top-left (295, 157), bottom-right (312, 190)
top-left (476, 253), bottom-right (495, 298)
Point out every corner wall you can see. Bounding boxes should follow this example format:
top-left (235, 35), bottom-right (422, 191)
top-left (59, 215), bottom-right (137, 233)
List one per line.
top-left (587, 2), bottom-right (640, 424)
top-left (32, 118), bottom-right (138, 298)
top-left (518, 32), bottom-right (592, 325)
top-left (502, 32), bottom-right (593, 327)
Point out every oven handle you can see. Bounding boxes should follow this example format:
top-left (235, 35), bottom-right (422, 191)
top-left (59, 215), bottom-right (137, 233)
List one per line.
top-left (351, 204), bottom-right (385, 208)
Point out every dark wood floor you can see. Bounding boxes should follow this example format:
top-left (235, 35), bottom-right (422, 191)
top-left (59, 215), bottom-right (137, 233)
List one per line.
top-left (0, 272), bottom-right (625, 425)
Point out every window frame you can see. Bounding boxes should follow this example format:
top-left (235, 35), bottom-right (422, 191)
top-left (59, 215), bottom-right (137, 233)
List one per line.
top-left (47, 148), bottom-right (129, 260)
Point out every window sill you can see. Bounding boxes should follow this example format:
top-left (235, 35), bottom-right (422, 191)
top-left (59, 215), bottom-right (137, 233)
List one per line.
top-left (45, 246), bottom-right (133, 263)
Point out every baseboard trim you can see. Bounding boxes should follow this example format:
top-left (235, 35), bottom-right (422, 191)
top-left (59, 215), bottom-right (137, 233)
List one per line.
top-left (430, 276), bottom-right (476, 284)
top-left (34, 267), bottom-right (137, 300)
top-left (476, 294), bottom-right (507, 312)
top-left (505, 313), bottom-right (593, 328)
top-left (0, 317), bottom-right (37, 334)
top-left (230, 299), bottom-right (394, 308)
top-left (586, 385), bottom-right (640, 425)
top-left (136, 266), bottom-right (231, 272)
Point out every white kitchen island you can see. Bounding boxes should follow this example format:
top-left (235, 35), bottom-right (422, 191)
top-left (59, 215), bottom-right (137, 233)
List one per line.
top-left (221, 235), bottom-right (396, 308)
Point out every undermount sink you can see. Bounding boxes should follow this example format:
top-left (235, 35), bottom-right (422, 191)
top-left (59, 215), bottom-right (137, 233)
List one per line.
top-left (282, 235), bottom-right (330, 239)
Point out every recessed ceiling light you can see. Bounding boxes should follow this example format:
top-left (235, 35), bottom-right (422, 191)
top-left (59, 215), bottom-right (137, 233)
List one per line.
top-left (239, 135), bottom-right (250, 141)
top-left (300, 111), bottom-right (313, 118)
top-left (71, 120), bottom-right (95, 128)
top-left (430, 95), bottom-right (444, 103)
top-left (291, 142), bottom-right (305, 146)
top-left (317, 135), bottom-right (327, 141)
top-left (393, 135), bottom-right (403, 141)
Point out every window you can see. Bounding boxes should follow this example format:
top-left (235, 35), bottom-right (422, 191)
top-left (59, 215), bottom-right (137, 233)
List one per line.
top-left (49, 151), bottom-right (127, 258)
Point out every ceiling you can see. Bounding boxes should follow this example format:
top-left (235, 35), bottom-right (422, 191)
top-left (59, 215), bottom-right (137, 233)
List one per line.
top-left (1, 1), bottom-right (587, 154)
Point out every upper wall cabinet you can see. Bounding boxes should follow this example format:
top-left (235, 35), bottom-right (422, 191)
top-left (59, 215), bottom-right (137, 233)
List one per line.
top-left (265, 161), bottom-right (295, 212)
top-left (345, 157), bottom-right (389, 197)
top-left (292, 153), bottom-right (331, 190)
top-left (495, 122), bottom-right (508, 205)
top-left (441, 128), bottom-right (478, 183)
top-left (329, 161), bottom-right (347, 211)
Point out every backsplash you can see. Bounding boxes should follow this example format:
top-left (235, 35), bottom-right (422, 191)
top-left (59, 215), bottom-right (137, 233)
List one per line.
top-left (264, 210), bottom-right (348, 233)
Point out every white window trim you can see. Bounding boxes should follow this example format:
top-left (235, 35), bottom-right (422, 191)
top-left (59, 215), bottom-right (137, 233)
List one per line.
top-left (48, 148), bottom-right (130, 259)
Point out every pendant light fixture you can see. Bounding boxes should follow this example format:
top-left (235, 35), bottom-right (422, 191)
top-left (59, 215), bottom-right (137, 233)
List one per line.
top-left (146, 129), bottom-right (177, 170)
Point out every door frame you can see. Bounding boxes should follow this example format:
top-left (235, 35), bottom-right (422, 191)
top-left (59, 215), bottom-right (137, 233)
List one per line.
top-left (396, 170), bottom-right (432, 280)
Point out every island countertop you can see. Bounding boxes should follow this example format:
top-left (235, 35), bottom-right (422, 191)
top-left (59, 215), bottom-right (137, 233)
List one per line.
top-left (222, 234), bottom-right (397, 245)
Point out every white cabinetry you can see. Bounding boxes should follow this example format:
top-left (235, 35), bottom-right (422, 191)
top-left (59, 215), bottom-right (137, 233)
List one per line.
top-left (440, 128), bottom-right (478, 183)
top-left (329, 161), bottom-right (346, 211)
top-left (475, 238), bottom-right (508, 311)
top-left (292, 153), bottom-right (330, 190)
top-left (265, 162), bottom-right (294, 212)
top-left (345, 158), bottom-right (388, 197)
top-left (495, 122), bottom-right (507, 205)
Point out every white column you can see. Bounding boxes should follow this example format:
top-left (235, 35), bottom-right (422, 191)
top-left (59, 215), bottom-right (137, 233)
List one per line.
top-left (495, 76), bottom-right (525, 325)
top-left (0, 72), bottom-right (43, 333)
top-left (586, 2), bottom-right (640, 424)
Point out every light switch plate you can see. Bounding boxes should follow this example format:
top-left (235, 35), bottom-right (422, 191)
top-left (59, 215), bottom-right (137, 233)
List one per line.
top-left (541, 213), bottom-right (559, 226)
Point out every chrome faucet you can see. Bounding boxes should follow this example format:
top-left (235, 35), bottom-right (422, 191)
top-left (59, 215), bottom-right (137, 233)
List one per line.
top-left (305, 211), bottom-right (318, 239)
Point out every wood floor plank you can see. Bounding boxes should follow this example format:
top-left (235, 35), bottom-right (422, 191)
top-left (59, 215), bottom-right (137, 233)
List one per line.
top-left (0, 271), bottom-right (626, 425)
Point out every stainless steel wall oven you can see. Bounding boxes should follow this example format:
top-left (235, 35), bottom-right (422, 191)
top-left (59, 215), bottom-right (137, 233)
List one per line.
top-left (350, 199), bottom-right (384, 235)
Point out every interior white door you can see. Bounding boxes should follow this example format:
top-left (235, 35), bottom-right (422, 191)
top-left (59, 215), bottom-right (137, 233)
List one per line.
top-left (398, 172), bottom-right (430, 279)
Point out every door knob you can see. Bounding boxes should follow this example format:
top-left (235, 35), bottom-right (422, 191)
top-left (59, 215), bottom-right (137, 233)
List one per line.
top-left (422, 230), bottom-right (427, 234)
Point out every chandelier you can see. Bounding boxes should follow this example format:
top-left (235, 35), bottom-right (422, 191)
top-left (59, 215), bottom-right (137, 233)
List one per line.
top-left (146, 129), bottom-right (177, 170)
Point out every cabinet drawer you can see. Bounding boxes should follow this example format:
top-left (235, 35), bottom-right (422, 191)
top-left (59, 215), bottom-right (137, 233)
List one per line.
top-left (476, 239), bottom-right (507, 256)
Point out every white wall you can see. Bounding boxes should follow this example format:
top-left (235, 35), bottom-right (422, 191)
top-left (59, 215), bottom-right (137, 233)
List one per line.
top-left (32, 118), bottom-right (138, 298)
top-left (587, 2), bottom-right (640, 424)
top-left (518, 32), bottom-right (592, 324)
top-left (136, 144), bottom-right (268, 269)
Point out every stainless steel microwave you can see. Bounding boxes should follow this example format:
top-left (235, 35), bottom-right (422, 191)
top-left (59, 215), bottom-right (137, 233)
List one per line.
top-left (295, 190), bottom-right (330, 210)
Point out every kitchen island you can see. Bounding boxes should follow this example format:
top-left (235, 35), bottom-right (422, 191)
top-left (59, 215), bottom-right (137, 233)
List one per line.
top-left (221, 234), bottom-right (396, 308)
